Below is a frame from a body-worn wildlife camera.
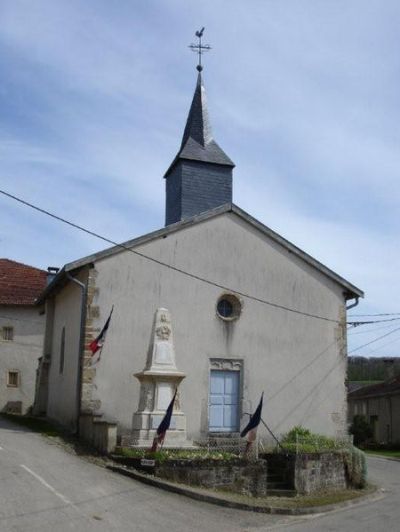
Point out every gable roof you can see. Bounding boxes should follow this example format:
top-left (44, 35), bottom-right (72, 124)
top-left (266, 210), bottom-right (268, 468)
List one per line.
top-left (349, 375), bottom-right (400, 399)
top-left (0, 259), bottom-right (47, 305)
top-left (38, 203), bottom-right (363, 304)
top-left (164, 73), bottom-right (234, 177)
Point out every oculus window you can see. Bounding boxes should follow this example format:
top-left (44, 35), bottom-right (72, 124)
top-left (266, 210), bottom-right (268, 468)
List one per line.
top-left (216, 294), bottom-right (241, 321)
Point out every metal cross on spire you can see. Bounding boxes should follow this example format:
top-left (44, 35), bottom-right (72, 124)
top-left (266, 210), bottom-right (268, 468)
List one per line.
top-left (188, 27), bottom-right (211, 72)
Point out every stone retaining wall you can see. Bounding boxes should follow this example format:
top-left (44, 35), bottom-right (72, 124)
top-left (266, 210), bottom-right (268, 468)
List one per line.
top-left (112, 456), bottom-right (268, 497)
top-left (263, 452), bottom-right (347, 495)
top-left (294, 452), bottom-right (347, 494)
top-left (156, 459), bottom-right (268, 497)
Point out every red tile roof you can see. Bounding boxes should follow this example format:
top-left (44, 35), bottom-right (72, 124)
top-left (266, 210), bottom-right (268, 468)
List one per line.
top-left (0, 259), bottom-right (47, 306)
top-left (348, 375), bottom-right (400, 399)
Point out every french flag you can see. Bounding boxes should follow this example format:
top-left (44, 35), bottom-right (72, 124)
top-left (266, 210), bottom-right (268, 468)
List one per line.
top-left (241, 393), bottom-right (263, 449)
top-left (151, 389), bottom-right (177, 452)
top-left (89, 307), bottom-right (113, 355)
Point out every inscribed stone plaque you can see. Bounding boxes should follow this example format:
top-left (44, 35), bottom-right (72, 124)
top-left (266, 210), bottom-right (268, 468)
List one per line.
top-left (157, 382), bottom-right (172, 409)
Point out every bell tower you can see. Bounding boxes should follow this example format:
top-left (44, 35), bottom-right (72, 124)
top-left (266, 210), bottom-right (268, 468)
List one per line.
top-left (164, 30), bottom-right (234, 226)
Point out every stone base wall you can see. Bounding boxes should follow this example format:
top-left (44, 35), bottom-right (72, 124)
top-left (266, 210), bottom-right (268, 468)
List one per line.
top-left (79, 414), bottom-right (117, 454)
top-left (263, 452), bottom-right (348, 495)
top-left (155, 459), bottom-right (268, 497)
top-left (294, 453), bottom-right (347, 494)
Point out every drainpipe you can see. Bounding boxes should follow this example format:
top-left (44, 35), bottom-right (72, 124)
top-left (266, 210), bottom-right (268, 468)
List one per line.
top-left (346, 297), bottom-right (359, 311)
top-left (66, 272), bottom-right (87, 436)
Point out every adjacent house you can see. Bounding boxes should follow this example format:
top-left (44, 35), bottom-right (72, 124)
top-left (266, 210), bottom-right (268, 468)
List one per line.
top-left (348, 375), bottom-right (400, 444)
top-left (35, 70), bottom-right (363, 449)
top-left (0, 259), bottom-right (47, 414)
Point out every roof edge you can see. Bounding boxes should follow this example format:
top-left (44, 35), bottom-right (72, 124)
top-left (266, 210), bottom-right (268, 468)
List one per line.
top-left (163, 153), bottom-right (235, 179)
top-left (230, 204), bottom-right (364, 299)
top-left (38, 202), bottom-right (363, 302)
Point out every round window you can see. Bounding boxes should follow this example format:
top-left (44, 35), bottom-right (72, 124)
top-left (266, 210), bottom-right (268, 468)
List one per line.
top-left (216, 294), bottom-right (241, 321)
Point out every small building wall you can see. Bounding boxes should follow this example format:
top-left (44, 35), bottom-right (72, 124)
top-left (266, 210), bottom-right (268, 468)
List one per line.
top-left (0, 305), bottom-right (45, 414)
top-left (349, 393), bottom-right (400, 444)
top-left (46, 270), bottom-right (87, 431)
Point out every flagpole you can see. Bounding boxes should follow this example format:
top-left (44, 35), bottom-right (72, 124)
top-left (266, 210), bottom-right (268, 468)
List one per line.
top-left (243, 412), bottom-right (286, 453)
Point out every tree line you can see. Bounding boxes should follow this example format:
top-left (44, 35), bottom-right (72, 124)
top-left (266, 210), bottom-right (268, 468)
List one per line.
top-left (348, 356), bottom-right (400, 382)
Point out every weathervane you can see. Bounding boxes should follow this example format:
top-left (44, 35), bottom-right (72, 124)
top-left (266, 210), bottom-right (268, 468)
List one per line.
top-left (188, 27), bottom-right (211, 72)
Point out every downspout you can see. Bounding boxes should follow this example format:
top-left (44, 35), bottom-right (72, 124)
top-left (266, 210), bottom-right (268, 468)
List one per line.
top-left (66, 272), bottom-right (87, 435)
top-left (346, 296), bottom-right (359, 311)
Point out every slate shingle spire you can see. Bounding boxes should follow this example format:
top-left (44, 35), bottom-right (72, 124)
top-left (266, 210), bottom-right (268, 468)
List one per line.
top-left (175, 73), bottom-right (234, 167)
top-left (164, 73), bottom-right (235, 226)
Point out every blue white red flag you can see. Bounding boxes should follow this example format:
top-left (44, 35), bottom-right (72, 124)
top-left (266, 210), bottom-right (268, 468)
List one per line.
top-left (89, 306), bottom-right (113, 355)
top-left (151, 389), bottom-right (177, 452)
top-left (241, 393), bottom-right (263, 446)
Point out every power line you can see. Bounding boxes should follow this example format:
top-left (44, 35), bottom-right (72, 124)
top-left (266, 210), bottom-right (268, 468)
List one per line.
top-left (349, 322), bottom-right (400, 336)
top-left (0, 188), bottom-right (341, 324)
top-left (349, 312), bottom-right (400, 317)
top-left (348, 326), bottom-right (400, 354)
top-left (347, 317), bottom-right (400, 327)
top-left (361, 333), bottom-right (400, 356)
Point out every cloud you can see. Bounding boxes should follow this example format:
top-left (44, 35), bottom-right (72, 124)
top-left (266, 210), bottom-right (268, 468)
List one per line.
top-left (0, 0), bottom-right (398, 355)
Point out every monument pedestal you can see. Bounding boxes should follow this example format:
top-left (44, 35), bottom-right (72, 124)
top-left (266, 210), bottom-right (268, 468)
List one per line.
top-left (131, 308), bottom-right (189, 447)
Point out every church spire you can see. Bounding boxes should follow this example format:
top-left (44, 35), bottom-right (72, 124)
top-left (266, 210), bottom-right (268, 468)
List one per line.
top-left (181, 72), bottom-right (212, 149)
top-left (165, 73), bottom-right (234, 174)
top-left (164, 30), bottom-right (234, 226)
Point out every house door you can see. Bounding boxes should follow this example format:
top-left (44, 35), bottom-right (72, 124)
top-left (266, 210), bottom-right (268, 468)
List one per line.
top-left (209, 370), bottom-right (240, 432)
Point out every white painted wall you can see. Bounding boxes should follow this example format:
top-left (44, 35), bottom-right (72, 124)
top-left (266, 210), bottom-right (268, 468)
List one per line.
top-left (88, 212), bottom-right (348, 439)
top-left (46, 273), bottom-right (85, 431)
top-left (0, 305), bottom-right (45, 414)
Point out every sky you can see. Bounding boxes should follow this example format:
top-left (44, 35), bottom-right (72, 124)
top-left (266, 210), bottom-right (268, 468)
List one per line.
top-left (1, 0), bottom-right (399, 357)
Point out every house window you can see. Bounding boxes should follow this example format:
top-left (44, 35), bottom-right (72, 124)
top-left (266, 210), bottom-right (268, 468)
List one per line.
top-left (59, 327), bottom-right (65, 374)
top-left (216, 294), bottom-right (242, 321)
top-left (7, 371), bottom-right (19, 387)
top-left (2, 327), bottom-right (14, 341)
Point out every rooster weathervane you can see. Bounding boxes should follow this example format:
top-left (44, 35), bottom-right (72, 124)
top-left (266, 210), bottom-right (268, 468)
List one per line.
top-left (188, 27), bottom-right (211, 72)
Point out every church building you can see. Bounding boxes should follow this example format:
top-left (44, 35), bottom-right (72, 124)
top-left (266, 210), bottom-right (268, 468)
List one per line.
top-left (35, 64), bottom-right (363, 451)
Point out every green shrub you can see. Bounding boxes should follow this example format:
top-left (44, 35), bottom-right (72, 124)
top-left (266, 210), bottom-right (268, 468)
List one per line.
top-left (282, 426), bottom-right (312, 442)
top-left (349, 415), bottom-right (374, 446)
top-left (114, 447), bottom-right (237, 462)
top-left (280, 426), bottom-right (339, 453)
top-left (342, 446), bottom-right (367, 488)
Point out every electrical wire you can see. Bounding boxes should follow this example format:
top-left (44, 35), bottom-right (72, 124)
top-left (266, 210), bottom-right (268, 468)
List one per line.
top-left (0, 188), bottom-right (342, 324)
top-left (349, 313), bottom-right (400, 317)
top-left (348, 326), bottom-right (400, 354)
top-left (348, 322), bottom-right (400, 336)
top-left (358, 333), bottom-right (400, 357)
top-left (347, 317), bottom-right (400, 328)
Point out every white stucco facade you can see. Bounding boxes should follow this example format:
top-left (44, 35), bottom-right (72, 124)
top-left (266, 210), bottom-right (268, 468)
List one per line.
top-left (41, 208), bottom-right (361, 441)
top-left (45, 273), bottom-right (85, 430)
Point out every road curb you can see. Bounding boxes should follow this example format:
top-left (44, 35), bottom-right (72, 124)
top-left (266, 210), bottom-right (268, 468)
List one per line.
top-left (106, 464), bottom-right (382, 516)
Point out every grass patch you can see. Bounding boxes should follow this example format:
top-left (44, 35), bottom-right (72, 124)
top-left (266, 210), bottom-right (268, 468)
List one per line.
top-left (1, 413), bottom-right (61, 437)
top-left (115, 447), bottom-right (238, 462)
top-left (177, 481), bottom-right (375, 509)
top-left (366, 449), bottom-right (400, 459)
top-left (286, 488), bottom-right (370, 508)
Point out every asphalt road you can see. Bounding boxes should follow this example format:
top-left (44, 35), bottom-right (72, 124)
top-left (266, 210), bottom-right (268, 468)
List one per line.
top-left (0, 416), bottom-right (398, 532)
